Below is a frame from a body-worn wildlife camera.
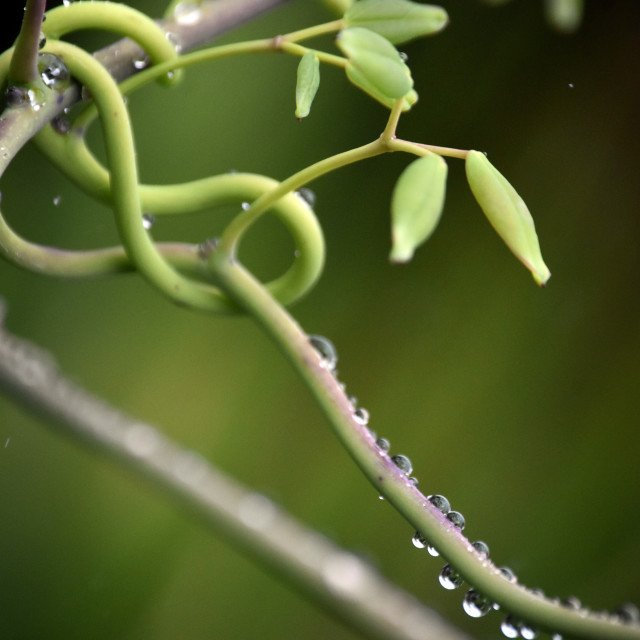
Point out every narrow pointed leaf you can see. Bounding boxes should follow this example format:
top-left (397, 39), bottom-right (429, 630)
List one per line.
top-left (295, 52), bottom-right (320, 119)
top-left (336, 27), bottom-right (413, 100)
top-left (465, 150), bottom-right (551, 286)
top-left (390, 152), bottom-right (448, 263)
top-left (344, 0), bottom-right (449, 44)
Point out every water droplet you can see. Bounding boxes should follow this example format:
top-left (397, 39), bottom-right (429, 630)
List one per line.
top-left (28, 89), bottom-right (45, 111)
top-left (63, 0), bottom-right (71, 6)
top-left (439, 564), bottom-right (463, 590)
top-left (614, 603), bottom-right (640, 625)
top-left (426, 495), bottom-right (449, 515)
top-left (39, 34), bottom-right (47, 49)
top-left (174, 2), bottom-right (202, 26)
top-left (568, 83), bottom-right (574, 89)
top-left (308, 335), bottom-right (338, 371)
top-left (296, 187), bottom-right (316, 207)
top-left (142, 213), bottom-right (156, 230)
top-left (391, 454), bottom-right (412, 475)
top-left (520, 625), bottom-right (538, 639)
top-left (412, 531), bottom-right (427, 549)
top-left (499, 566), bottom-right (517, 583)
top-left (166, 31), bottom-right (183, 53)
top-left (446, 510), bottom-right (465, 530)
top-left (551, 635), bottom-right (563, 640)
top-left (462, 589), bottom-right (494, 618)
top-left (4, 86), bottom-right (28, 108)
top-left (198, 237), bottom-right (219, 260)
top-left (0, 145), bottom-right (9, 160)
top-left (376, 437), bottom-right (390, 452)
top-left (399, 51), bottom-right (409, 61)
top-left (500, 616), bottom-right (520, 638)
top-left (52, 195), bottom-right (61, 206)
top-left (51, 116), bottom-right (70, 134)
top-left (133, 54), bottom-right (150, 70)
top-left (471, 540), bottom-right (490, 557)
top-left (38, 53), bottom-right (70, 89)
top-left (353, 407), bottom-right (369, 425)
top-left (409, 476), bottom-right (418, 486)
top-left (426, 545), bottom-right (439, 557)
top-left (561, 596), bottom-right (581, 610)
top-left (241, 201), bottom-right (251, 211)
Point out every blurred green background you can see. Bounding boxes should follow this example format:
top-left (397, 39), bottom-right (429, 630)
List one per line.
top-left (1, 1), bottom-right (639, 638)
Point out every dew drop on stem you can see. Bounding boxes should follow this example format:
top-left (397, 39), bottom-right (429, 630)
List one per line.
top-left (560, 596), bottom-right (581, 610)
top-left (500, 616), bottom-right (520, 638)
top-left (296, 187), bottom-right (316, 207)
top-left (411, 531), bottom-right (427, 549)
top-left (499, 566), bottom-right (517, 583)
top-left (462, 589), bottom-right (494, 618)
top-left (427, 494), bottom-right (450, 514)
top-left (353, 407), bottom-right (369, 425)
top-left (241, 201), bottom-right (251, 211)
top-left (376, 437), bottom-right (390, 452)
top-left (520, 625), bottom-right (538, 639)
top-left (446, 510), bottom-right (465, 530)
top-left (308, 335), bottom-right (338, 371)
top-left (615, 603), bottom-right (640, 625)
top-left (38, 53), bottom-right (70, 89)
top-left (174, 2), bottom-right (202, 26)
top-left (133, 54), bottom-right (150, 70)
top-left (142, 213), bottom-right (156, 230)
top-left (426, 545), bottom-right (439, 557)
top-left (391, 454), bottom-right (412, 475)
top-left (439, 564), bottom-right (463, 590)
top-left (471, 540), bottom-right (490, 557)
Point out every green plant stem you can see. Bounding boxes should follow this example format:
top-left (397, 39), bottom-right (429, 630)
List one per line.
top-left (279, 40), bottom-right (347, 67)
top-left (381, 98), bottom-right (405, 140)
top-left (389, 138), bottom-right (469, 160)
top-left (281, 19), bottom-right (345, 43)
top-left (7, 0), bottom-right (46, 85)
top-left (0, 323), bottom-right (474, 640)
top-left (209, 255), bottom-right (640, 640)
top-left (218, 140), bottom-right (386, 256)
top-left (0, 0), bottom-right (290, 163)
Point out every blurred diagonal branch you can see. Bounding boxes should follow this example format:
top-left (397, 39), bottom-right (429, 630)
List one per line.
top-left (0, 0), bottom-right (292, 158)
top-left (0, 320), bottom-right (474, 640)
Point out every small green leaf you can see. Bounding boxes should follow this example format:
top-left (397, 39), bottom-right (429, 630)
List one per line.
top-left (336, 27), bottom-right (413, 100)
top-left (344, 0), bottom-right (449, 44)
top-left (345, 64), bottom-right (418, 110)
top-left (465, 150), bottom-right (551, 286)
top-left (390, 152), bottom-right (448, 263)
top-left (295, 52), bottom-right (320, 119)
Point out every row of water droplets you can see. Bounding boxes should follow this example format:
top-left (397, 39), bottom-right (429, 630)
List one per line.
top-left (308, 334), bottom-right (416, 486)
top-left (412, 499), bottom-right (640, 638)
top-left (307, 334), bottom-right (640, 640)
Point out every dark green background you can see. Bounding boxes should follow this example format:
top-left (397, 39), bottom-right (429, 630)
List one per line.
top-left (1, 1), bottom-right (639, 638)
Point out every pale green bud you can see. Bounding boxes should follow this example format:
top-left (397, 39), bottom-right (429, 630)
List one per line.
top-left (390, 153), bottom-right (448, 263)
top-left (465, 150), bottom-right (551, 286)
top-left (344, 0), bottom-right (449, 44)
